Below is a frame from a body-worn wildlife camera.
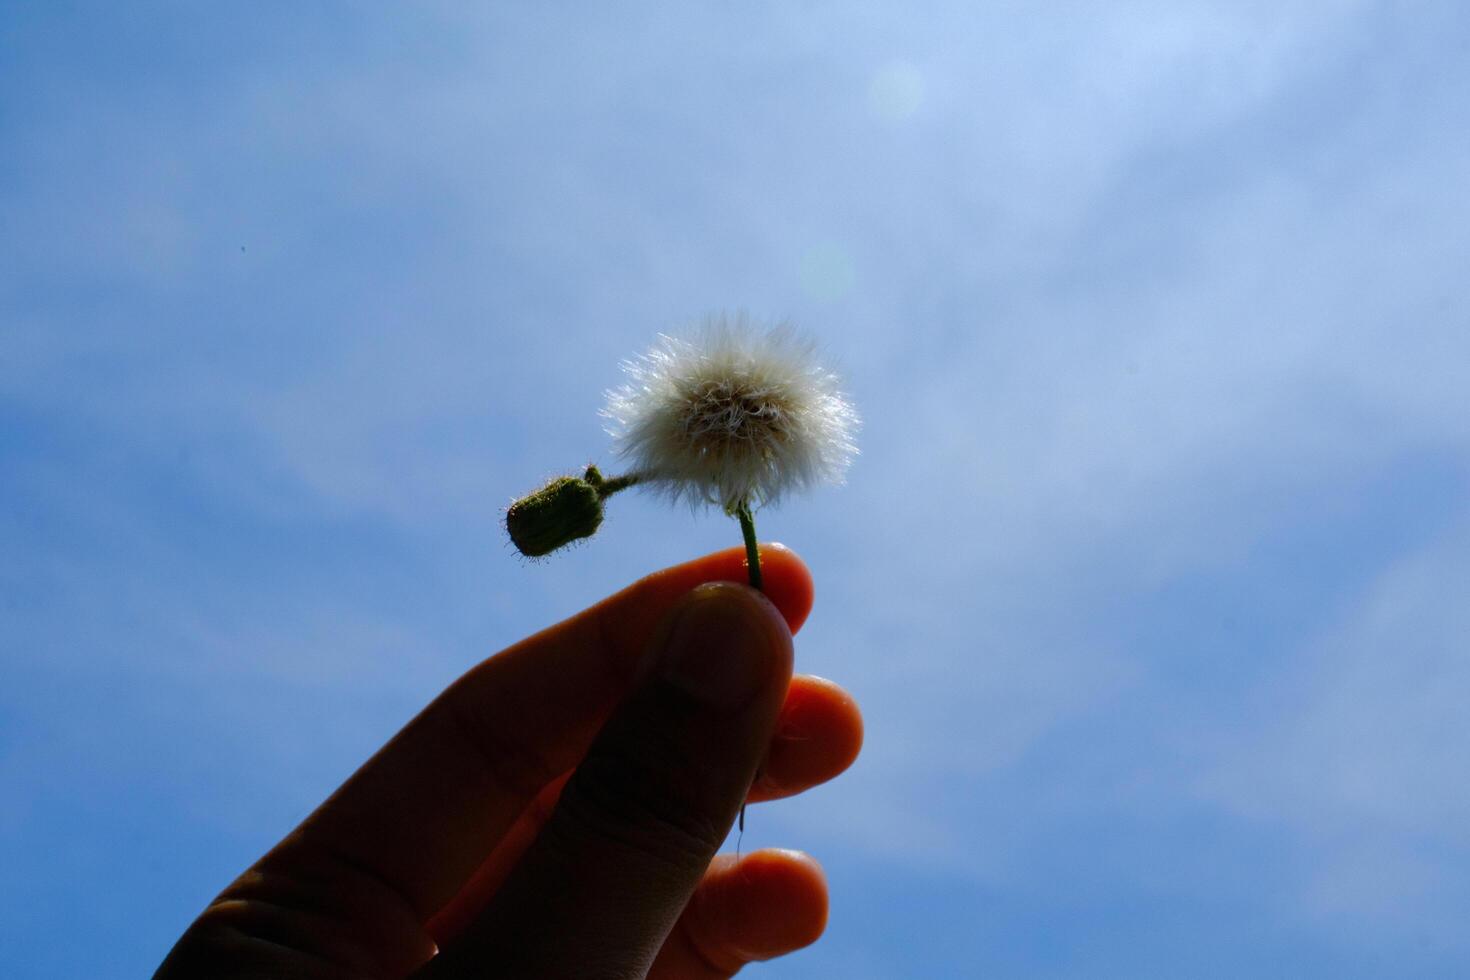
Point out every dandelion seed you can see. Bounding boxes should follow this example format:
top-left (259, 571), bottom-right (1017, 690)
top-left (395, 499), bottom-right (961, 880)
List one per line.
top-left (603, 315), bottom-right (859, 512)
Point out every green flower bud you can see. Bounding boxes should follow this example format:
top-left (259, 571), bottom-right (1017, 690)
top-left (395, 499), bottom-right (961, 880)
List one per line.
top-left (506, 473), bottom-right (605, 557)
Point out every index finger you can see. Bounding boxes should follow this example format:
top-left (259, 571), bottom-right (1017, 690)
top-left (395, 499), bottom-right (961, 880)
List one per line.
top-left (238, 545), bottom-right (813, 945)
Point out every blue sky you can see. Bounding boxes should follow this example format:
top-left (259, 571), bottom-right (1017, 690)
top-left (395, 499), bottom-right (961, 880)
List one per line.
top-left (5, 2), bottom-right (1470, 976)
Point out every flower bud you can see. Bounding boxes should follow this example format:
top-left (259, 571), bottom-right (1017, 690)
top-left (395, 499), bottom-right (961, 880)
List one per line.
top-left (505, 475), bottom-right (605, 557)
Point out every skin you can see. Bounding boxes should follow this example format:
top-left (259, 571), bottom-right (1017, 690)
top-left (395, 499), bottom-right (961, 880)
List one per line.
top-left (156, 544), bottom-right (863, 979)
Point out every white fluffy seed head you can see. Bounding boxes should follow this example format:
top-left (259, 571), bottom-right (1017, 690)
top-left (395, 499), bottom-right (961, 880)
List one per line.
top-left (603, 315), bottom-right (860, 511)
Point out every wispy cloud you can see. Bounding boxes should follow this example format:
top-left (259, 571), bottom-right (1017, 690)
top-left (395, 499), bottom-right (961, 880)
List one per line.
top-left (6, 2), bottom-right (1470, 976)
top-left (1199, 515), bottom-right (1470, 941)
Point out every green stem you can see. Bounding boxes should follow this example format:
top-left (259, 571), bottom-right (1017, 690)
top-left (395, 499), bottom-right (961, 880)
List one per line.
top-left (734, 500), bottom-right (763, 591)
top-left (733, 499), bottom-right (763, 839)
top-left (584, 466), bottom-right (642, 499)
top-left (595, 473), bottom-right (640, 497)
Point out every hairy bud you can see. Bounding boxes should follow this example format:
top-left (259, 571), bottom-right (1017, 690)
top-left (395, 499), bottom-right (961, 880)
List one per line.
top-left (505, 473), bottom-right (605, 557)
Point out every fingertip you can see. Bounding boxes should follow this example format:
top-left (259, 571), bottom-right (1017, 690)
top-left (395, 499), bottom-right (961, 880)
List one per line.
top-left (754, 675), bottom-right (864, 801)
top-left (784, 675), bottom-right (863, 747)
top-left (737, 849), bottom-right (830, 934)
top-left (636, 544), bottom-right (813, 635)
top-left (695, 849), bottom-right (829, 961)
top-left (753, 543), bottom-right (815, 635)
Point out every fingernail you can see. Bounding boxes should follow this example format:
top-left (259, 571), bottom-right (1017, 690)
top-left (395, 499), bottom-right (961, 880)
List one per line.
top-left (660, 584), bottom-right (782, 708)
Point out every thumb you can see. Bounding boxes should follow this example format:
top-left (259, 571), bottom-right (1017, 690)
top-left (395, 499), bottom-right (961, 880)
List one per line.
top-left (421, 582), bottom-right (793, 979)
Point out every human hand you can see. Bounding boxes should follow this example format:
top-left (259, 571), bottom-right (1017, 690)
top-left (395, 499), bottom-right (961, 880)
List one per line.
top-left (156, 544), bottom-right (863, 978)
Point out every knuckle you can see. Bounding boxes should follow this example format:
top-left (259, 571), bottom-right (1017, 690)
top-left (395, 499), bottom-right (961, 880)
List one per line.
top-left (550, 721), bottom-right (729, 875)
top-left (440, 682), bottom-right (562, 806)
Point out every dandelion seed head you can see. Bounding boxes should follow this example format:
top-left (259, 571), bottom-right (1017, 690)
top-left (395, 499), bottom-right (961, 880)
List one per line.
top-left (603, 315), bottom-right (860, 510)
